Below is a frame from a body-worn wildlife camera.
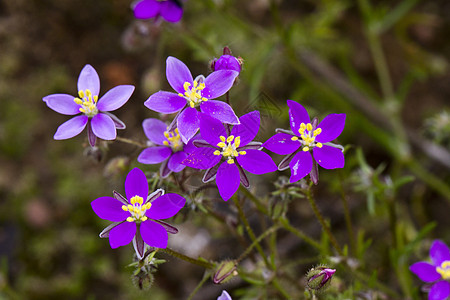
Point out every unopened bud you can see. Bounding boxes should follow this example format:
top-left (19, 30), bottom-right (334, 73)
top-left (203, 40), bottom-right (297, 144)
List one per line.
top-left (306, 266), bottom-right (336, 290)
top-left (212, 55), bottom-right (242, 73)
top-left (213, 260), bottom-right (238, 284)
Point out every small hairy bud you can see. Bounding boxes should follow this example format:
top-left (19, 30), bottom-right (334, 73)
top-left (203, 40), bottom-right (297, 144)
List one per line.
top-left (213, 260), bottom-right (238, 284)
top-left (306, 266), bottom-right (336, 291)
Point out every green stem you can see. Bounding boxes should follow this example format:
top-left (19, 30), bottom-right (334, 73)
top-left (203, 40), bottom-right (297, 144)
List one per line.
top-left (272, 278), bottom-right (291, 300)
top-left (160, 248), bottom-right (214, 269)
top-left (278, 217), bottom-right (322, 250)
top-left (239, 186), bottom-right (268, 215)
top-left (338, 172), bottom-right (355, 254)
top-left (115, 136), bottom-right (147, 148)
top-left (187, 272), bottom-right (212, 300)
top-left (237, 225), bottom-right (280, 263)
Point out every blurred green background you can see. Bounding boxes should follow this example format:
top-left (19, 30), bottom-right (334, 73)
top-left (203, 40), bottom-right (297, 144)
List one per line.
top-left (0, 0), bottom-right (449, 299)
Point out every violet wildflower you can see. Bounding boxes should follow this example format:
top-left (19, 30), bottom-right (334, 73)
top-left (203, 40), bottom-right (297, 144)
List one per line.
top-left (43, 64), bottom-right (134, 147)
top-left (137, 118), bottom-right (197, 178)
top-left (212, 55), bottom-right (242, 73)
top-left (183, 111), bottom-right (277, 201)
top-left (410, 240), bottom-right (450, 300)
top-left (144, 56), bottom-right (239, 143)
top-left (133, 0), bottom-right (183, 23)
top-left (263, 100), bottom-right (345, 184)
top-left (91, 168), bottom-right (186, 257)
top-left (217, 290), bottom-right (232, 300)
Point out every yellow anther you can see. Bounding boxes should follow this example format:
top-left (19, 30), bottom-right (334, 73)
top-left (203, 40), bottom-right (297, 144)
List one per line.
top-left (193, 80), bottom-right (198, 88)
top-left (146, 203), bottom-right (152, 210)
top-left (234, 136), bottom-right (241, 147)
top-left (74, 98), bottom-right (83, 105)
top-left (175, 128), bottom-right (179, 133)
top-left (303, 146), bottom-right (310, 152)
top-left (122, 205), bottom-right (128, 211)
top-left (164, 132), bottom-right (170, 138)
top-left (163, 141), bottom-right (169, 146)
top-left (300, 123), bottom-right (306, 129)
top-left (220, 136), bottom-right (226, 142)
top-left (78, 90), bottom-right (84, 98)
top-left (79, 108), bottom-right (85, 113)
top-left (227, 135), bottom-right (234, 143)
top-left (178, 93), bottom-right (184, 97)
top-left (127, 205), bottom-right (133, 211)
top-left (141, 216), bottom-right (148, 222)
top-left (214, 150), bottom-right (221, 155)
top-left (134, 207), bottom-right (139, 213)
top-left (239, 151), bottom-right (246, 155)
top-left (183, 82), bottom-right (191, 90)
top-left (94, 95), bottom-right (98, 102)
top-left (291, 136), bottom-right (298, 141)
top-left (313, 128), bottom-right (322, 136)
top-left (217, 142), bottom-right (226, 148)
top-left (316, 142), bottom-right (323, 148)
top-left (189, 101), bottom-right (195, 108)
top-left (306, 123), bottom-right (313, 131)
top-left (227, 159), bottom-right (235, 164)
top-left (437, 261), bottom-right (450, 279)
top-left (126, 217), bottom-right (134, 222)
top-left (202, 97), bottom-right (208, 102)
top-left (232, 150), bottom-right (239, 157)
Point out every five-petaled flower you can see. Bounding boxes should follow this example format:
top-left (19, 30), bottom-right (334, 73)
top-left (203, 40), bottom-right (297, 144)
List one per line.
top-left (133, 0), bottom-right (183, 23)
top-left (91, 168), bottom-right (186, 257)
top-left (263, 100), bottom-right (345, 183)
top-left (137, 118), bottom-right (197, 177)
top-left (410, 240), bottom-right (450, 300)
top-left (144, 56), bottom-right (239, 143)
top-left (183, 111), bottom-right (277, 201)
top-left (43, 64), bottom-right (134, 147)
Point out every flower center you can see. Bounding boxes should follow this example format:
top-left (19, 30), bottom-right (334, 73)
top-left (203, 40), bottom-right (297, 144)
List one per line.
top-left (437, 261), bottom-right (450, 279)
top-left (122, 196), bottom-right (151, 223)
top-left (213, 135), bottom-right (246, 164)
top-left (163, 128), bottom-right (183, 152)
top-left (74, 89), bottom-right (99, 117)
top-left (178, 80), bottom-right (208, 108)
top-left (291, 122), bottom-right (323, 152)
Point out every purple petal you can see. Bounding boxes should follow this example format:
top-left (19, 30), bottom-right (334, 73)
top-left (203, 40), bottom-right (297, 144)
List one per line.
top-left (200, 100), bottom-right (239, 125)
top-left (109, 221), bottom-right (136, 248)
top-left (91, 113), bottom-right (117, 140)
top-left (91, 196), bottom-right (129, 222)
top-left (125, 168), bottom-right (149, 200)
top-left (137, 147), bottom-right (172, 164)
top-left (99, 221), bottom-right (123, 238)
top-left (183, 147), bottom-right (221, 169)
top-left (160, 158), bottom-right (172, 178)
top-left (166, 56), bottom-right (193, 94)
top-left (146, 193), bottom-right (185, 220)
top-left (142, 118), bottom-right (168, 145)
top-left (431, 240), bottom-right (450, 266)
top-left (87, 120), bottom-right (96, 147)
top-left (263, 133), bottom-right (300, 155)
top-left (287, 100), bottom-right (310, 134)
top-left (214, 55), bottom-right (241, 73)
top-left (154, 220), bottom-right (178, 234)
top-left (97, 85), bottom-right (134, 112)
top-left (104, 112), bottom-right (126, 129)
top-left (217, 290), bottom-right (232, 300)
top-left (168, 151), bottom-right (188, 172)
top-left (315, 113), bottom-right (346, 143)
top-left (133, 227), bottom-right (145, 259)
top-left (237, 163), bottom-right (250, 188)
top-left (140, 220), bottom-right (168, 248)
top-left (199, 113), bottom-right (227, 146)
top-left (43, 94), bottom-right (80, 115)
top-left (202, 70), bottom-right (239, 99)
top-left (177, 107), bottom-right (199, 143)
top-left (133, 0), bottom-right (160, 19)
top-left (289, 151), bottom-right (313, 183)
top-left (216, 162), bottom-right (240, 201)
top-left (54, 115), bottom-right (88, 140)
top-left (429, 281), bottom-right (450, 300)
top-left (202, 163), bottom-right (220, 183)
top-left (237, 149), bottom-right (277, 175)
top-left (160, 0), bottom-right (183, 23)
top-left (144, 91), bottom-right (186, 114)
top-left (230, 111), bottom-right (260, 146)
top-left (313, 145), bottom-right (345, 169)
top-left (77, 64), bottom-right (100, 97)
top-left (410, 262), bottom-right (441, 282)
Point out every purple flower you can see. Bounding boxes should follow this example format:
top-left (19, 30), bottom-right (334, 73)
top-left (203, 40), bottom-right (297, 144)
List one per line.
top-left (410, 240), bottom-right (450, 300)
top-left (43, 64), bottom-right (134, 147)
top-left (91, 168), bottom-right (186, 257)
top-left (183, 111), bottom-right (277, 201)
top-left (212, 55), bottom-right (242, 73)
top-left (263, 100), bottom-right (345, 183)
top-left (137, 118), bottom-right (197, 178)
top-left (144, 56), bottom-right (239, 143)
top-left (217, 290), bottom-right (232, 300)
top-left (133, 0), bottom-right (183, 23)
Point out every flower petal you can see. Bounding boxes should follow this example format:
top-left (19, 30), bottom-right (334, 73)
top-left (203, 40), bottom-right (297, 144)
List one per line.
top-left (144, 91), bottom-right (186, 114)
top-left (146, 193), bottom-right (186, 220)
top-left (237, 149), bottom-right (277, 175)
top-left (140, 220), bottom-right (168, 248)
top-left (166, 56), bottom-right (193, 94)
top-left (77, 64), bottom-right (100, 97)
top-left (315, 113), bottom-right (346, 143)
top-left (96, 85), bottom-right (134, 112)
top-left (217, 290), bottom-right (232, 300)
top-left (200, 100), bottom-right (239, 125)
top-left (91, 113), bottom-right (117, 140)
top-left (263, 133), bottom-right (300, 155)
top-left (216, 162), bottom-right (240, 201)
top-left (160, 0), bottom-right (183, 23)
top-left (109, 221), bottom-right (136, 248)
top-left (410, 262), bottom-right (441, 282)
top-left (142, 118), bottom-right (168, 145)
top-left (91, 196), bottom-right (129, 222)
top-left (137, 147), bottom-right (172, 164)
top-left (43, 94), bottom-right (80, 115)
top-left (104, 112), bottom-right (126, 129)
top-left (199, 113), bottom-right (227, 146)
top-left (230, 111), bottom-right (260, 146)
top-left (54, 115), bottom-right (88, 140)
top-left (429, 281), bottom-right (450, 300)
top-left (125, 168), bottom-right (149, 200)
top-left (287, 100), bottom-right (310, 134)
top-left (177, 107), bottom-right (199, 143)
top-left (431, 240), bottom-right (450, 266)
top-left (168, 151), bottom-right (188, 172)
top-left (202, 70), bottom-right (238, 99)
top-left (133, 0), bottom-right (160, 19)
top-left (313, 145), bottom-right (345, 169)
top-left (289, 151), bottom-right (313, 183)
top-left (183, 148), bottom-right (221, 169)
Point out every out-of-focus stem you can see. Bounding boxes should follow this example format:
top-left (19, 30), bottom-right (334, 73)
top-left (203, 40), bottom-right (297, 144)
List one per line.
top-left (115, 136), bottom-right (147, 148)
top-left (278, 218), bottom-right (322, 250)
top-left (160, 248), bottom-right (214, 269)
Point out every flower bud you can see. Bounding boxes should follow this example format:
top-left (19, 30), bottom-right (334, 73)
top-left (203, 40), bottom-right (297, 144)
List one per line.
top-left (213, 260), bottom-right (238, 284)
top-left (212, 55), bottom-right (242, 73)
top-left (306, 266), bottom-right (336, 291)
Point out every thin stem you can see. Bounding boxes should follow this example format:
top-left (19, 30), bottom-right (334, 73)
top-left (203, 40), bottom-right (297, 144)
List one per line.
top-left (237, 225), bottom-right (280, 263)
top-left (115, 136), bottom-right (147, 148)
top-left (239, 186), bottom-right (268, 215)
top-left (160, 247), bottom-right (214, 269)
top-left (338, 172), bottom-right (355, 254)
top-left (278, 217), bottom-right (322, 250)
top-left (187, 272), bottom-right (211, 300)
top-left (272, 278), bottom-right (291, 300)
